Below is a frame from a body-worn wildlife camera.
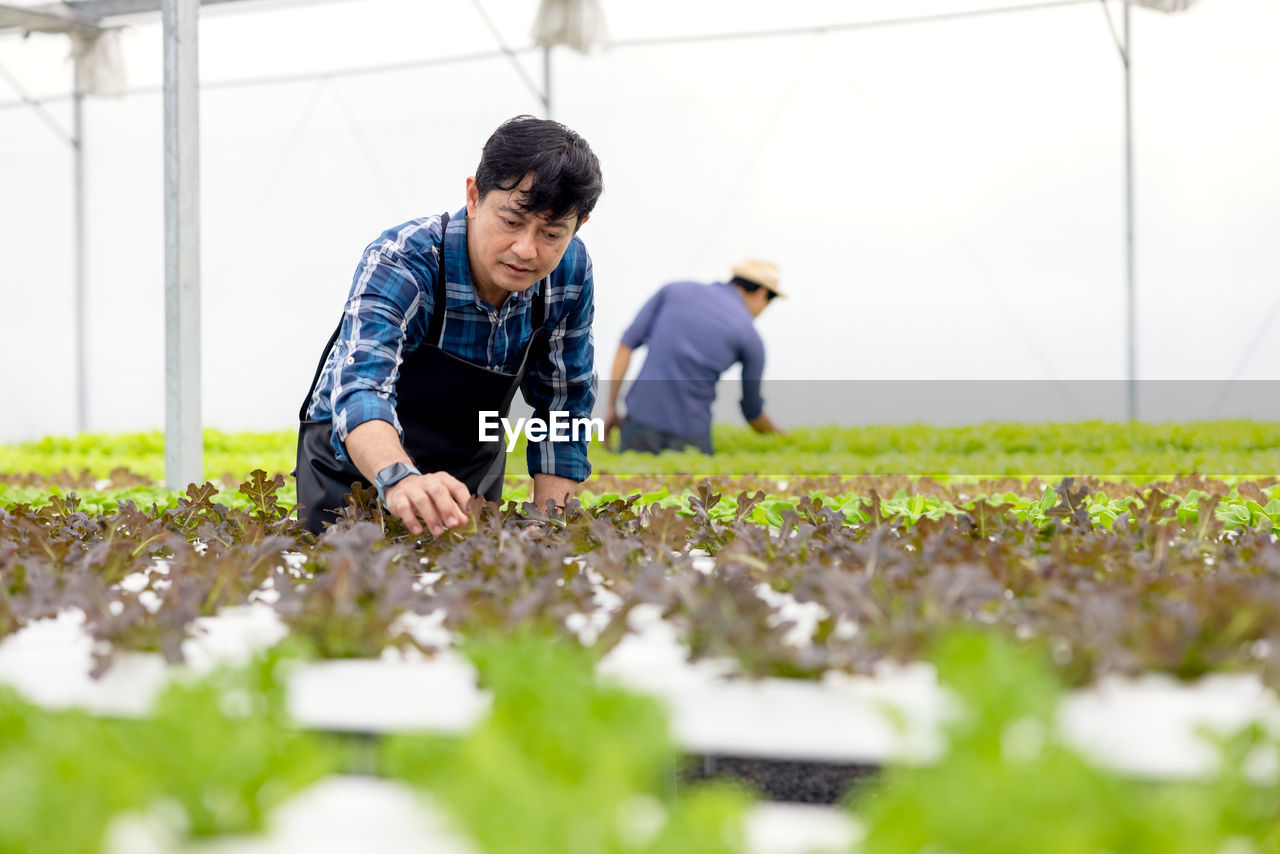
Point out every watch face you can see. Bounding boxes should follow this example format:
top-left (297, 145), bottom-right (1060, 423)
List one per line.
top-left (377, 463), bottom-right (411, 487)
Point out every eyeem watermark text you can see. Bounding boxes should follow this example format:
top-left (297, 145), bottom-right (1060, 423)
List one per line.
top-left (478, 411), bottom-right (605, 451)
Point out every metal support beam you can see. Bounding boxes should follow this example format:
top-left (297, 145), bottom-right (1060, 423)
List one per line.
top-left (72, 61), bottom-right (87, 433)
top-left (163, 0), bottom-right (201, 489)
top-left (0, 3), bottom-right (101, 35)
top-left (68, 0), bottom-right (243, 17)
top-left (0, 0), bottom-right (253, 35)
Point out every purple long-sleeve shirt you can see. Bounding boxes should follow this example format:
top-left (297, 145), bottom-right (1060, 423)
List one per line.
top-left (620, 280), bottom-right (765, 437)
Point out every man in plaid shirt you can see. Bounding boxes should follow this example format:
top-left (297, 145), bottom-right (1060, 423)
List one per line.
top-left (296, 116), bottom-right (603, 536)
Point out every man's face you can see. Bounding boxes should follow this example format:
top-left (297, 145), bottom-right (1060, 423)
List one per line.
top-left (464, 174), bottom-right (585, 304)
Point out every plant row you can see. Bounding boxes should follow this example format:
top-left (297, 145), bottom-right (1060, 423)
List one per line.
top-left (3, 474), bottom-right (1280, 687)
top-left (3, 473), bottom-right (1277, 533)
top-left (5, 421), bottom-right (1280, 483)
top-left (5, 631), bottom-right (1280, 854)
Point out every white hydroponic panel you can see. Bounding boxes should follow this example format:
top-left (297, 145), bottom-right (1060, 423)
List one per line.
top-left (2, 601), bottom-right (1279, 779)
top-left (103, 776), bottom-right (862, 854)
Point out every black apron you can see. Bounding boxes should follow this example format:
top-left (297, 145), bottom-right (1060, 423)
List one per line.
top-left (294, 211), bottom-right (547, 533)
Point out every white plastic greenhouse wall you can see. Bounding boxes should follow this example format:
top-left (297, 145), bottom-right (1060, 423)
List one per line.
top-left (2, 0), bottom-right (1279, 443)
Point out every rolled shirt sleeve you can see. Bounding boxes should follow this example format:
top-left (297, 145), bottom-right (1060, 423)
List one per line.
top-left (326, 222), bottom-right (439, 461)
top-left (738, 327), bottom-right (766, 422)
top-left (521, 249), bottom-right (597, 482)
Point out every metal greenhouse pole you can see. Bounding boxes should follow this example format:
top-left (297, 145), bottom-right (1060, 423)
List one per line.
top-left (72, 57), bottom-right (88, 434)
top-left (0, 4), bottom-right (106, 434)
top-left (1123, 0), bottom-right (1136, 421)
top-left (0, 0), bottom-right (255, 486)
top-left (162, 0), bottom-right (202, 490)
top-left (1112, 0), bottom-right (1200, 420)
top-left (74, 0), bottom-right (272, 489)
top-left (543, 46), bottom-right (551, 118)
top-left (532, 0), bottom-right (606, 119)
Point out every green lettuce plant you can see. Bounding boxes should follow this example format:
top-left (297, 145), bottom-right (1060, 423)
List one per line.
top-left (382, 632), bottom-right (752, 854)
top-left (857, 631), bottom-right (1280, 853)
top-left (0, 647), bottom-right (338, 854)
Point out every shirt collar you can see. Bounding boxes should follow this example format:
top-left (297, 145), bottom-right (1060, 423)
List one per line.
top-left (442, 207), bottom-right (542, 310)
top-left (715, 280), bottom-right (753, 319)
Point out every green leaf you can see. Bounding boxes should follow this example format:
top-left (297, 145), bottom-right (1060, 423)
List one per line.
top-left (1038, 486), bottom-right (1056, 512)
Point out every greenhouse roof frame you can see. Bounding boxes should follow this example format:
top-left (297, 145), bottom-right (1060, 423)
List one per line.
top-left (0, 0), bottom-right (1197, 489)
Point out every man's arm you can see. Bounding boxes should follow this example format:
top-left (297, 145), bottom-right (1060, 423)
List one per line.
top-left (326, 220), bottom-right (440, 463)
top-left (738, 329), bottom-right (784, 435)
top-left (532, 472), bottom-right (578, 512)
top-left (345, 420), bottom-right (470, 537)
top-left (328, 218), bottom-right (472, 537)
top-left (602, 343), bottom-right (632, 450)
top-left (521, 246), bottom-right (597, 505)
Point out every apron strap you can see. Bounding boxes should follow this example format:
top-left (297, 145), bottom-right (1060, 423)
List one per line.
top-left (298, 324), bottom-right (341, 422)
top-left (301, 209), bottom-right (552, 423)
top-left (427, 211), bottom-right (452, 346)
top-left (533, 274), bottom-right (547, 331)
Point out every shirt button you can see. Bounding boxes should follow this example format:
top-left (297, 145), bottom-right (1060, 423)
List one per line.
top-left (345, 356), bottom-right (355, 365)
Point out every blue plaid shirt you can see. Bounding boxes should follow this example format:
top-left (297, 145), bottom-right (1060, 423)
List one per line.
top-left (306, 208), bottom-right (597, 482)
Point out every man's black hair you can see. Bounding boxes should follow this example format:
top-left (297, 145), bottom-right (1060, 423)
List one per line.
top-left (731, 275), bottom-right (778, 302)
top-left (475, 115), bottom-right (603, 227)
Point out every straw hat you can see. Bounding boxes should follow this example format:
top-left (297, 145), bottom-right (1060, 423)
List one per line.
top-left (731, 259), bottom-right (785, 298)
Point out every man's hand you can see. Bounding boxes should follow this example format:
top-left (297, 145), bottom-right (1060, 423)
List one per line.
top-left (384, 470), bottom-right (471, 536)
top-left (603, 405), bottom-right (623, 451)
top-left (346, 420), bottom-right (472, 536)
top-left (603, 343), bottom-right (633, 452)
top-left (748, 412), bottom-right (787, 436)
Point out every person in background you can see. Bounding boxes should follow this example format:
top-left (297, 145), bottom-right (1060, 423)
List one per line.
top-left (603, 259), bottom-right (786, 454)
top-left (296, 115), bottom-right (603, 536)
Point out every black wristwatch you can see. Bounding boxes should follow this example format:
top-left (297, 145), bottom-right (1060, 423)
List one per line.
top-left (374, 462), bottom-right (421, 507)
